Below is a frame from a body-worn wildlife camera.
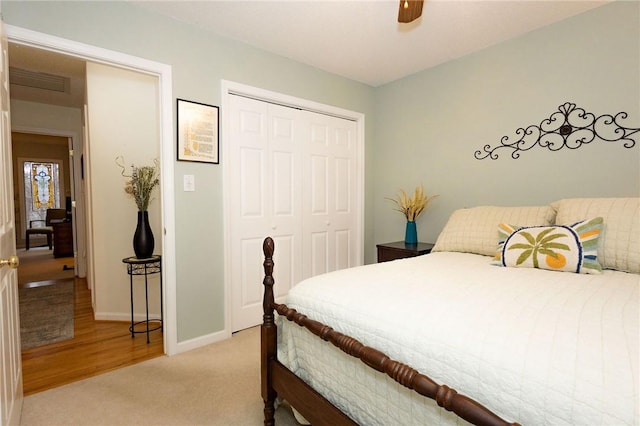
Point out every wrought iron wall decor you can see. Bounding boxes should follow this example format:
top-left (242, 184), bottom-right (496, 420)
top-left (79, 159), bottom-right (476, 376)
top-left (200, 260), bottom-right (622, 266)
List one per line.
top-left (474, 102), bottom-right (639, 160)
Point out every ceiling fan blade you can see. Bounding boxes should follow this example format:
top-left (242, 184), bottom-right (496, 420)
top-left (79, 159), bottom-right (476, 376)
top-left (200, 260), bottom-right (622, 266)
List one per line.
top-left (398, 0), bottom-right (424, 23)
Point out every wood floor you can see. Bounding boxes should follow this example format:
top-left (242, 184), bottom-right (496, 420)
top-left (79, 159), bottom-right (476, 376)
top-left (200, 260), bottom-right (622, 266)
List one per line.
top-left (21, 276), bottom-right (164, 396)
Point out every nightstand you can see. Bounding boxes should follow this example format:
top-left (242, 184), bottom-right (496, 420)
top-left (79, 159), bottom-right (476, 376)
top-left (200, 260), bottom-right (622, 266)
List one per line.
top-left (376, 241), bottom-right (434, 263)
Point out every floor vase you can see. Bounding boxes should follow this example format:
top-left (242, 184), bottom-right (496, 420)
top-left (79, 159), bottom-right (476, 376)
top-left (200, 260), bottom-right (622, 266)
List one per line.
top-left (133, 210), bottom-right (154, 259)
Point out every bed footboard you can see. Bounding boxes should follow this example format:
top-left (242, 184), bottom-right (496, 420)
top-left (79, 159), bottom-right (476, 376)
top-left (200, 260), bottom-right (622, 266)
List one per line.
top-left (261, 237), bottom-right (520, 426)
top-left (261, 237), bottom-right (355, 425)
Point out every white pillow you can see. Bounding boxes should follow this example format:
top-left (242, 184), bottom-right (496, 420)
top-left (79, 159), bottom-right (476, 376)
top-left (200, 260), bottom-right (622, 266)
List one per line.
top-left (433, 205), bottom-right (557, 256)
top-left (552, 198), bottom-right (640, 273)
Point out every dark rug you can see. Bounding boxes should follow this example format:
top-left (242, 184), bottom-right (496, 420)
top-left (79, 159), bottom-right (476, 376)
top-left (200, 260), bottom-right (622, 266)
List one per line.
top-left (19, 279), bottom-right (74, 350)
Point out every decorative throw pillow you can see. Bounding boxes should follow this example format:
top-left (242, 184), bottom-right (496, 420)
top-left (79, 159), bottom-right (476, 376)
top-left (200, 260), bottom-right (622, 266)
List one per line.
top-left (493, 217), bottom-right (603, 274)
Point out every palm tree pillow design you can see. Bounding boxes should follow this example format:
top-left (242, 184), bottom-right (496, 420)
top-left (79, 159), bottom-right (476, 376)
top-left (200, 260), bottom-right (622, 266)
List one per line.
top-left (493, 217), bottom-right (603, 274)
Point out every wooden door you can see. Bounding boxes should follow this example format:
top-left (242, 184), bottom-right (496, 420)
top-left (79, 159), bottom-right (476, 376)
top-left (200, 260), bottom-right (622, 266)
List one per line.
top-left (0, 18), bottom-right (24, 426)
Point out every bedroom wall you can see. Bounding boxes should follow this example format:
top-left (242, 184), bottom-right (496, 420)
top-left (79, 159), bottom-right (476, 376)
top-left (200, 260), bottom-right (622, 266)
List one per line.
top-left (1, 1), bottom-right (375, 343)
top-left (373, 1), bottom-right (639, 247)
top-left (4, 1), bottom-right (636, 345)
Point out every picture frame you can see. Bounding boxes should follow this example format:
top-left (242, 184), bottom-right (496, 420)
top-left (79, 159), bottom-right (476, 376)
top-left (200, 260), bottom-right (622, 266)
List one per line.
top-left (176, 98), bottom-right (219, 164)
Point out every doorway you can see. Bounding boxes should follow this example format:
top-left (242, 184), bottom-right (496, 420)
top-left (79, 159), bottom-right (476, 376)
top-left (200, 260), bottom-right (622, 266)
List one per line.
top-left (7, 24), bottom-right (176, 355)
top-left (12, 133), bottom-right (71, 251)
top-left (5, 27), bottom-right (175, 394)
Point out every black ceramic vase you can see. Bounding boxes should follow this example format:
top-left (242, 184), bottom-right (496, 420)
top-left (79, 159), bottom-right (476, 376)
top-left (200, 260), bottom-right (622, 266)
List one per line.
top-left (133, 210), bottom-right (154, 259)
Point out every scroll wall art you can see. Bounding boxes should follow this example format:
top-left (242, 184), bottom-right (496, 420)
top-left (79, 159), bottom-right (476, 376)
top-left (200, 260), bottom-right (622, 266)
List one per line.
top-left (474, 102), bottom-right (639, 160)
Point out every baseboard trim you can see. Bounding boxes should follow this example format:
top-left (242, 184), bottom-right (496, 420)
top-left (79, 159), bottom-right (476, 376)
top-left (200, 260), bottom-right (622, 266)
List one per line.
top-left (174, 329), bottom-right (230, 354)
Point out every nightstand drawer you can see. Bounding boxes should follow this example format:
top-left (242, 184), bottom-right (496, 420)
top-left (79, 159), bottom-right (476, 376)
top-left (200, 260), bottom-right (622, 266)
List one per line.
top-left (376, 241), bottom-right (434, 263)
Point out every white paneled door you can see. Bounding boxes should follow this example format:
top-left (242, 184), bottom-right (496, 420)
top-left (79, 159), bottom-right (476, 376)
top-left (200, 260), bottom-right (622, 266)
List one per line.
top-left (228, 93), bottom-right (360, 332)
top-left (229, 95), bottom-right (302, 332)
top-left (303, 111), bottom-right (358, 278)
top-left (0, 18), bottom-right (23, 426)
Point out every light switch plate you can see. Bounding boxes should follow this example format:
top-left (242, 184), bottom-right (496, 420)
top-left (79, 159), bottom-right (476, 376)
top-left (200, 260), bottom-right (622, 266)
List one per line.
top-left (183, 174), bottom-right (195, 192)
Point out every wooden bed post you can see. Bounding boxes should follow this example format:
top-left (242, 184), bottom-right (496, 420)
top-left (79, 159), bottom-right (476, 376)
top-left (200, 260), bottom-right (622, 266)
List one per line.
top-left (261, 237), bottom-right (276, 426)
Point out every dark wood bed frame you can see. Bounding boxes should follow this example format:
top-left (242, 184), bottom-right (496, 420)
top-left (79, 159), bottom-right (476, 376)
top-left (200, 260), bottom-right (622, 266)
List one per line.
top-left (261, 237), bottom-right (520, 426)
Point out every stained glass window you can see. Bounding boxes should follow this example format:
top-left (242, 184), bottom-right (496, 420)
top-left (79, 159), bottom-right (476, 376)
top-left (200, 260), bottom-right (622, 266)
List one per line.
top-left (24, 161), bottom-right (61, 225)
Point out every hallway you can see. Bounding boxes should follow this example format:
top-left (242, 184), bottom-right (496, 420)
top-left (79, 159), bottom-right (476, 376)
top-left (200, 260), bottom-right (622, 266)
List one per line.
top-left (18, 249), bottom-right (164, 395)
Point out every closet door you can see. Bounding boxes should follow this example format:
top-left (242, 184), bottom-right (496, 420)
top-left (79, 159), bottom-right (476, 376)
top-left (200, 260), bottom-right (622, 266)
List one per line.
top-left (302, 111), bottom-right (358, 278)
top-left (229, 95), bottom-right (302, 332)
top-left (228, 93), bottom-right (361, 332)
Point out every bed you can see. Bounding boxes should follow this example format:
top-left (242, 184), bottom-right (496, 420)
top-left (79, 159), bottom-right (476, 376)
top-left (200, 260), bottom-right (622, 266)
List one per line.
top-left (261, 198), bottom-right (639, 425)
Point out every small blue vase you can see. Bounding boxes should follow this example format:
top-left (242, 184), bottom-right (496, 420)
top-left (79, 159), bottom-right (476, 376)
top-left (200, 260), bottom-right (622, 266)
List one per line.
top-left (405, 221), bottom-right (417, 245)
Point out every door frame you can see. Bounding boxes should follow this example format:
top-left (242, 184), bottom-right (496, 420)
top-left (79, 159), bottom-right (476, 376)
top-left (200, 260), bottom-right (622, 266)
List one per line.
top-left (6, 25), bottom-right (178, 355)
top-left (220, 79), bottom-right (365, 336)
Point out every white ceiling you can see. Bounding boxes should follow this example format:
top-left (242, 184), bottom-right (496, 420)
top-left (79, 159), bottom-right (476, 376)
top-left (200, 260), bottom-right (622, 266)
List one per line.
top-left (134, 0), bottom-right (610, 87)
top-left (7, 0), bottom-right (610, 110)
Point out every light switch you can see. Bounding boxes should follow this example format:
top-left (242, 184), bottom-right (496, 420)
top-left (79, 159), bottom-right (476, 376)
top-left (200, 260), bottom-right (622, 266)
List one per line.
top-left (183, 174), bottom-right (195, 192)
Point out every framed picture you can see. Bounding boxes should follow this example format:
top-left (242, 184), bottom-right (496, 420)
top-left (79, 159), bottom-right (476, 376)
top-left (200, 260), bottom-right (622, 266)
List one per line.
top-left (177, 98), bottom-right (219, 164)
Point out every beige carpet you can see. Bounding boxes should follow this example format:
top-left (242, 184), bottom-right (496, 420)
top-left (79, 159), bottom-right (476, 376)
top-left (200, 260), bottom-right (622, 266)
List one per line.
top-left (19, 279), bottom-right (74, 349)
top-left (20, 326), bottom-right (301, 426)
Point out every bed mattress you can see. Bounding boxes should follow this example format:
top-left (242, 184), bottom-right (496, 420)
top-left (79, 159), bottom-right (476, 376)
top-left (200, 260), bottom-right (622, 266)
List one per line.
top-left (277, 252), bottom-right (639, 425)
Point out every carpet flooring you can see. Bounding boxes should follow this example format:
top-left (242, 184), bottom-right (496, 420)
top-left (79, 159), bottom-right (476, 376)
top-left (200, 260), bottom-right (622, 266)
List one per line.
top-left (19, 279), bottom-right (75, 349)
top-left (20, 326), bottom-right (301, 426)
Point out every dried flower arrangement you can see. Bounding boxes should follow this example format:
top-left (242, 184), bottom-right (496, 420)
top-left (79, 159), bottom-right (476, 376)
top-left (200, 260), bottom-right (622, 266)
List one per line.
top-left (386, 184), bottom-right (438, 221)
top-left (116, 156), bottom-right (160, 211)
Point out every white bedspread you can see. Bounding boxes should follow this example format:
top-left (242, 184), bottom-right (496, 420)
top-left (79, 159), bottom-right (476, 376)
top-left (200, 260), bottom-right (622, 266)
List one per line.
top-left (277, 252), bottom-right (639, 425)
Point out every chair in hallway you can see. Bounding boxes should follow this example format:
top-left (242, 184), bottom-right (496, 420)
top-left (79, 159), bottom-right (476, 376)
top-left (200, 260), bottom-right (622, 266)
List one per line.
top-left (25, 208), bottom-right (67, 250)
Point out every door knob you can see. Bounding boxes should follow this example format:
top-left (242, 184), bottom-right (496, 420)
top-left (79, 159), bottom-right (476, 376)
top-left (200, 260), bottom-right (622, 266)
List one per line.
top-left (0, 255), bottom-right (19, 269)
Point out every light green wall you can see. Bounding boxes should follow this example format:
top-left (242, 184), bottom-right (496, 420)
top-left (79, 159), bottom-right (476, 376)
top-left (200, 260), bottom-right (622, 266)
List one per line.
top-left (2, 1), bottom-right (375, 342)
top-left (373, 1), bottom-right (639, 246)
top-left (4, 1), bottom-right (638, 344)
